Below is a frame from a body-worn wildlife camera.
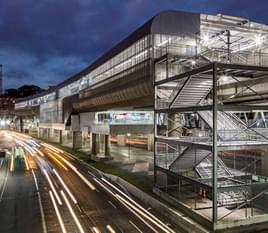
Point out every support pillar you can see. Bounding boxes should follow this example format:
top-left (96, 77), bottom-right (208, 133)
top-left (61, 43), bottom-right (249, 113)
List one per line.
top-left (91, 133), bottom-right (99, 155)
top-left (104, 135), bottom-right (110, 156)
top-left (59, 130), bottom-right (63, 144)
top-left (19, 117), bottom-right (24, 133)
top-left (73, 131), bottom-right (82, 149)
top-left (147, 134), bottom-right (154, 151)
top-left (117, 135), bottom-right (126, 146)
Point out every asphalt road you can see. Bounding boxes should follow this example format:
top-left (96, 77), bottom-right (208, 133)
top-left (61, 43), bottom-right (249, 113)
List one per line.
top-left (0, 131), bottom-right (181, 233)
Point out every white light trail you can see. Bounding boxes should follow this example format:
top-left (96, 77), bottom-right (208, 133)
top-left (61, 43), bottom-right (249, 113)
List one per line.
top-left (61, 191), bottom-right (85, 233)
top-left (10, 155), bottom-right (14, 172)
top-left (24, 154), bottom-right (30, 170)
top-left (49, 191), bottom-right (66, 233)
top-left (92, 227), bottom-right (101, 233)
top-left (53, 169), bottom-right (77, 204)
top-left (33, 147), bottom-right (45, 157)
top-left (95, 177), bottom-right (176, 233)
top-left (101, 178), bottom-right (175, 233)
top-left (43, 169), bottom-right (62, 205)
top-left (106, 225), bottom-right (116, 233)
top-left (42, 143), bottom-right (64, 154)
top-left (32, 170), bottom-right (47, 233)
top-left (50, 152), bottom-right (95, 190)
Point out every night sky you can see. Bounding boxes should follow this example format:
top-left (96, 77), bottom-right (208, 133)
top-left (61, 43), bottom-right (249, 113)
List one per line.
top-left (1, 0), bottom-right (268, 90)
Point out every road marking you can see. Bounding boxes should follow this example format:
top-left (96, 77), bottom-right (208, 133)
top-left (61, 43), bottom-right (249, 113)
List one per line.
top-left (32, 169), bottom-right (39, 191)
top-left (129, 220), bottom-right (143, 233)
top-left (108, 200), bottom-right (117, 209)
top-left (61, 191), bottom-right (85, 233)
top-left (49, 191), bottom-right (67, 233)
top-left (106, 225), bottom-right (116, 233)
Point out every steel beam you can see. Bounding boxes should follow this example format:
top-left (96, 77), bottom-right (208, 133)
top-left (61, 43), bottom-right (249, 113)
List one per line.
top-left (212, 62), bottom-right (218, 223)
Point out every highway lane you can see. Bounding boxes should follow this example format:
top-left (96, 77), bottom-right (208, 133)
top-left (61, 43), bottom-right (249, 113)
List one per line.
top-left (0, 131), bottom-right (181, 233)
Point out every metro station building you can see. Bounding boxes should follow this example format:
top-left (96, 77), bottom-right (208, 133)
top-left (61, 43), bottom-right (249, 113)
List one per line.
top-left (15, 11), bottom-right (268, 232)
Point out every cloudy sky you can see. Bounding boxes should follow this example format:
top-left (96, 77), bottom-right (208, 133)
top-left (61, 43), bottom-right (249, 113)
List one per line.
top-left (1, 0), bottom-right (268, 90)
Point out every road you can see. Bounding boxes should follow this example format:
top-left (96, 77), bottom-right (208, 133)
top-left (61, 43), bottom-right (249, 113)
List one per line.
top-left (0, 131), bottom-right (180, 233)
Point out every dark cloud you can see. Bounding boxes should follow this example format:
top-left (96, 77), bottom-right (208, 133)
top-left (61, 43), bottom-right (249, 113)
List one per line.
top-left (0, 0), bottom-right (267, 89)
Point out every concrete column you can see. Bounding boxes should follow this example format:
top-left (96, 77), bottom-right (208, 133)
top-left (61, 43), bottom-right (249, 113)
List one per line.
top-left (49, 128), bottom-right (54, 141)
top-left (168, 113), bottom-right (182, 137)
top-left (73, 131), bottom-right (82, 149)
top-left (104, 135), bottom-right (110, 156)
top-left (117, 135), bottom-right (126, 146)
top-left (147, 134), bottom-right (154, 151)
top-left (91, 133), bottom-right (99, 155)
top-left (59, 130), bottom-right (63, 144)
top-left (19, 117), bottom-right (24, 133)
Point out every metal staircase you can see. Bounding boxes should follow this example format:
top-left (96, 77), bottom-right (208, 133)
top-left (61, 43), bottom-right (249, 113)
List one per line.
top-left (169, 147), bottom-right (211, 172)
top-left (169, 76), bottom-right (212, 108)
top-left (195, 155), bottom-right (232, 179)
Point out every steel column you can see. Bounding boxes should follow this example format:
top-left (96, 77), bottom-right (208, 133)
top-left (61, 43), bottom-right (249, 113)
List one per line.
top-left (212, 62), bottom-right (218, 223)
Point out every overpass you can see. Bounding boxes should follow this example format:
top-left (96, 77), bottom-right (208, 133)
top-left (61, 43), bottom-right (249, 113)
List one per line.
top-left (14, 10), bottom-right (268, 231)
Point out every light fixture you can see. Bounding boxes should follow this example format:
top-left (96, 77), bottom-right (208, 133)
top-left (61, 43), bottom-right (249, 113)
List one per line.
top-left (255, 35), bottom-right (263, 46)
top-left (202, 35), bottom-right (209, 44)
top-left (220, 74), bottom-right (230, 81)
top-left (191, 60), bottom-right (196, 66)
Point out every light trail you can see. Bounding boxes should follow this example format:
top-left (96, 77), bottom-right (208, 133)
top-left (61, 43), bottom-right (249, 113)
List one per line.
top-left (49, 191), bottom-right (66, 233)
top-left (42, 143), bottom-right (64, 154)
top-left (32, 170), bottom-right (47, 233)
top-left (92, 227), bottom-right (101, 233)
top-left (23, 143), bottom-right (36, 156)
top-left (61, 191), bottom-right (85, 233)
top-left (24, 154), bottom-right (30, 170)
top-left (33, 147), bottom-right (45, 157)
top-left (101, 178), bottom-right (175, 233)
top-left (53, 169), bottom-right (77, 204)
top-left (49, 151), bottom-right (95, 190)
top-left (43, 169), bottom-right (62, 205)
top-left (10, 155), bottom-right (14, 172)
top-left (106, 225), bottom-right (116, 233)
top-left (47, 152), bottom-right (68, 171)
top-left (129, 220), bottom-right (143, 233)
top-left (93, 178), bottom-right (158, 233)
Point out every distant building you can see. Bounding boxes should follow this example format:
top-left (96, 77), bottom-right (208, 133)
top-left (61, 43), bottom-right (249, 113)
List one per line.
top-left (0, 95), bottom-right (15, 129)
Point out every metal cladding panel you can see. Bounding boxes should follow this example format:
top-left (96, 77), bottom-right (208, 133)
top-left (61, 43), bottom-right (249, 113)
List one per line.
top-left (151, 10), bottom-right (200, 37)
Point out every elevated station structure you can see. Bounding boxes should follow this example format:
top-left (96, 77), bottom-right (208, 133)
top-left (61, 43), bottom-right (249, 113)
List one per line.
top-left (14, 10), bottom-right (268, 231)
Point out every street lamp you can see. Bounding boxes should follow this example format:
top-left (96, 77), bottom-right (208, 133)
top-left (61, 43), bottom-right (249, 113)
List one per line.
top-left (127, 133), bottom-right (131, 160)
